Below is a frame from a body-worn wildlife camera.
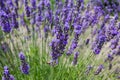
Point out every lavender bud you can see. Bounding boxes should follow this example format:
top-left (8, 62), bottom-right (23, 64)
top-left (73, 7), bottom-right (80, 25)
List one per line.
top-left (19, 52), bottom-right (26, 60)
top-left (24, 0), bottom-right (31, 17)
top-left (94, 65), bottom-right (104, 75)
top-left (93, 47), bottom-right (100, 54)
top-left (107, 54), bottom-right (113, 61)
top-left (72, 52), bottom-right (79, 65)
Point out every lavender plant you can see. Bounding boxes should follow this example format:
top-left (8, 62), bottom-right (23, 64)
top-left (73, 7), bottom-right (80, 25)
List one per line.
top-left (0, 0), bottom-right (120, 80)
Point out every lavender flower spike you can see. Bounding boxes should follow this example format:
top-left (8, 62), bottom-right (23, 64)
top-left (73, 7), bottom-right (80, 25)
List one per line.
top-left (20, 63), bottom-right (30, 74)
top-left (19, 52), bottom-right (30, 74)
top-left (72, 52), bottom-right (79, 65)
top-left (94, 65), bottom-right (104, 75)
top-left (2, 66), bottom-right (15, 80)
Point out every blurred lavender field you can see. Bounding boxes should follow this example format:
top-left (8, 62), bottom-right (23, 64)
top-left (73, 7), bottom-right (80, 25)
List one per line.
top-left (0, 0), bottom-right (120, 80)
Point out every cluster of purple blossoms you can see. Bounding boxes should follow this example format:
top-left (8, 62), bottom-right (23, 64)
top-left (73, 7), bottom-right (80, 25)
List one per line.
top-left (93, 29), bottom-right (106, 54)
top-left (50, 25), bottom-right (69, 64)
top-left (93, 0), bottom-right (120, 14)
top-left (19, 52), bottom-right (30, 74)
top-left (104, 14), bottom-right (120, 57)
top-left (0, 0), bottom-right (120, 79)
top-left (110, 38), bottom-right (119, 50)
top-left (0, 10), bottom-right (12, 33)
top-left (49, 0), bottom-right (120, 67)
top-left (2, 66), bottom-right (15, 80)
top-left (67, 24), bottom-right (82, 55)
top-left (106, 15), bottom-right (119, 41)
top-left (0, 0), bottom-right (19, 33)
top-left (91, 4), bottom-right (110, 55)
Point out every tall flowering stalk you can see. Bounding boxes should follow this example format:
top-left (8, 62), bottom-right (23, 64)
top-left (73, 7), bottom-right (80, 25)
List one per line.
top-left (49, 25), bottom-right (65, 65)
top-left (67, 23), bottom-right (82, 55)
top-left (19, 52), bottom-right (30, 74)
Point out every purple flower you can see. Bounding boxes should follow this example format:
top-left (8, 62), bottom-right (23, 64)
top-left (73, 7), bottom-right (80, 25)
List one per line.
top-left (6, 0), bottom-right (14, 9)
top-left (50, 52), bottom-right (62, 60)
top-left (37, 0), bottom-right (45, 10)
top-left (93, 47), bottom-right (100, 54)
top-left (71, 40), bottom-right (78, 50)
top-left (2, 75), bottom-right (15, 80)
top-left (2, 22), bottom-right (12, 33)
top-left (25, 6), bottom-right (31, 17)
top-left (94, 65), bottom-right (104, 75)
top-left (19, 52), bottom-right (30, 74)
top-left (107, 54), bottom-right (113, 61)
top-left (110, 38), bottom-right (119, 49)
top-left (72, 52), bottom-right (79, 65)
top-left (30, 0), bottom-right (36, 10)
top-left (92, 26), bottom-right (106, 55)
top-left (2, 66), bottom-right (15, 80)
top-left (64, 22), bottom-right (69, 33)
top-left (76, 0), bottom-right (84, 11)
top-left (19, 52), bottom-right (26, 60)
top-left (98, 35), bottom-right (106, 43)
top-left (49, 38), bottom-right (62, 64)
top-left (45, 0), bottom-right (51, 10)
top-left (20, 63), bottom-right (30, 74)
top-left (66, 50), bottom-right (73, 55)
top-left (0, 10), bottom-right (12, 33)
top-left (0, 1), bottom-right (5, 10)
top-left (24, 0), bottom-right (31, 17)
